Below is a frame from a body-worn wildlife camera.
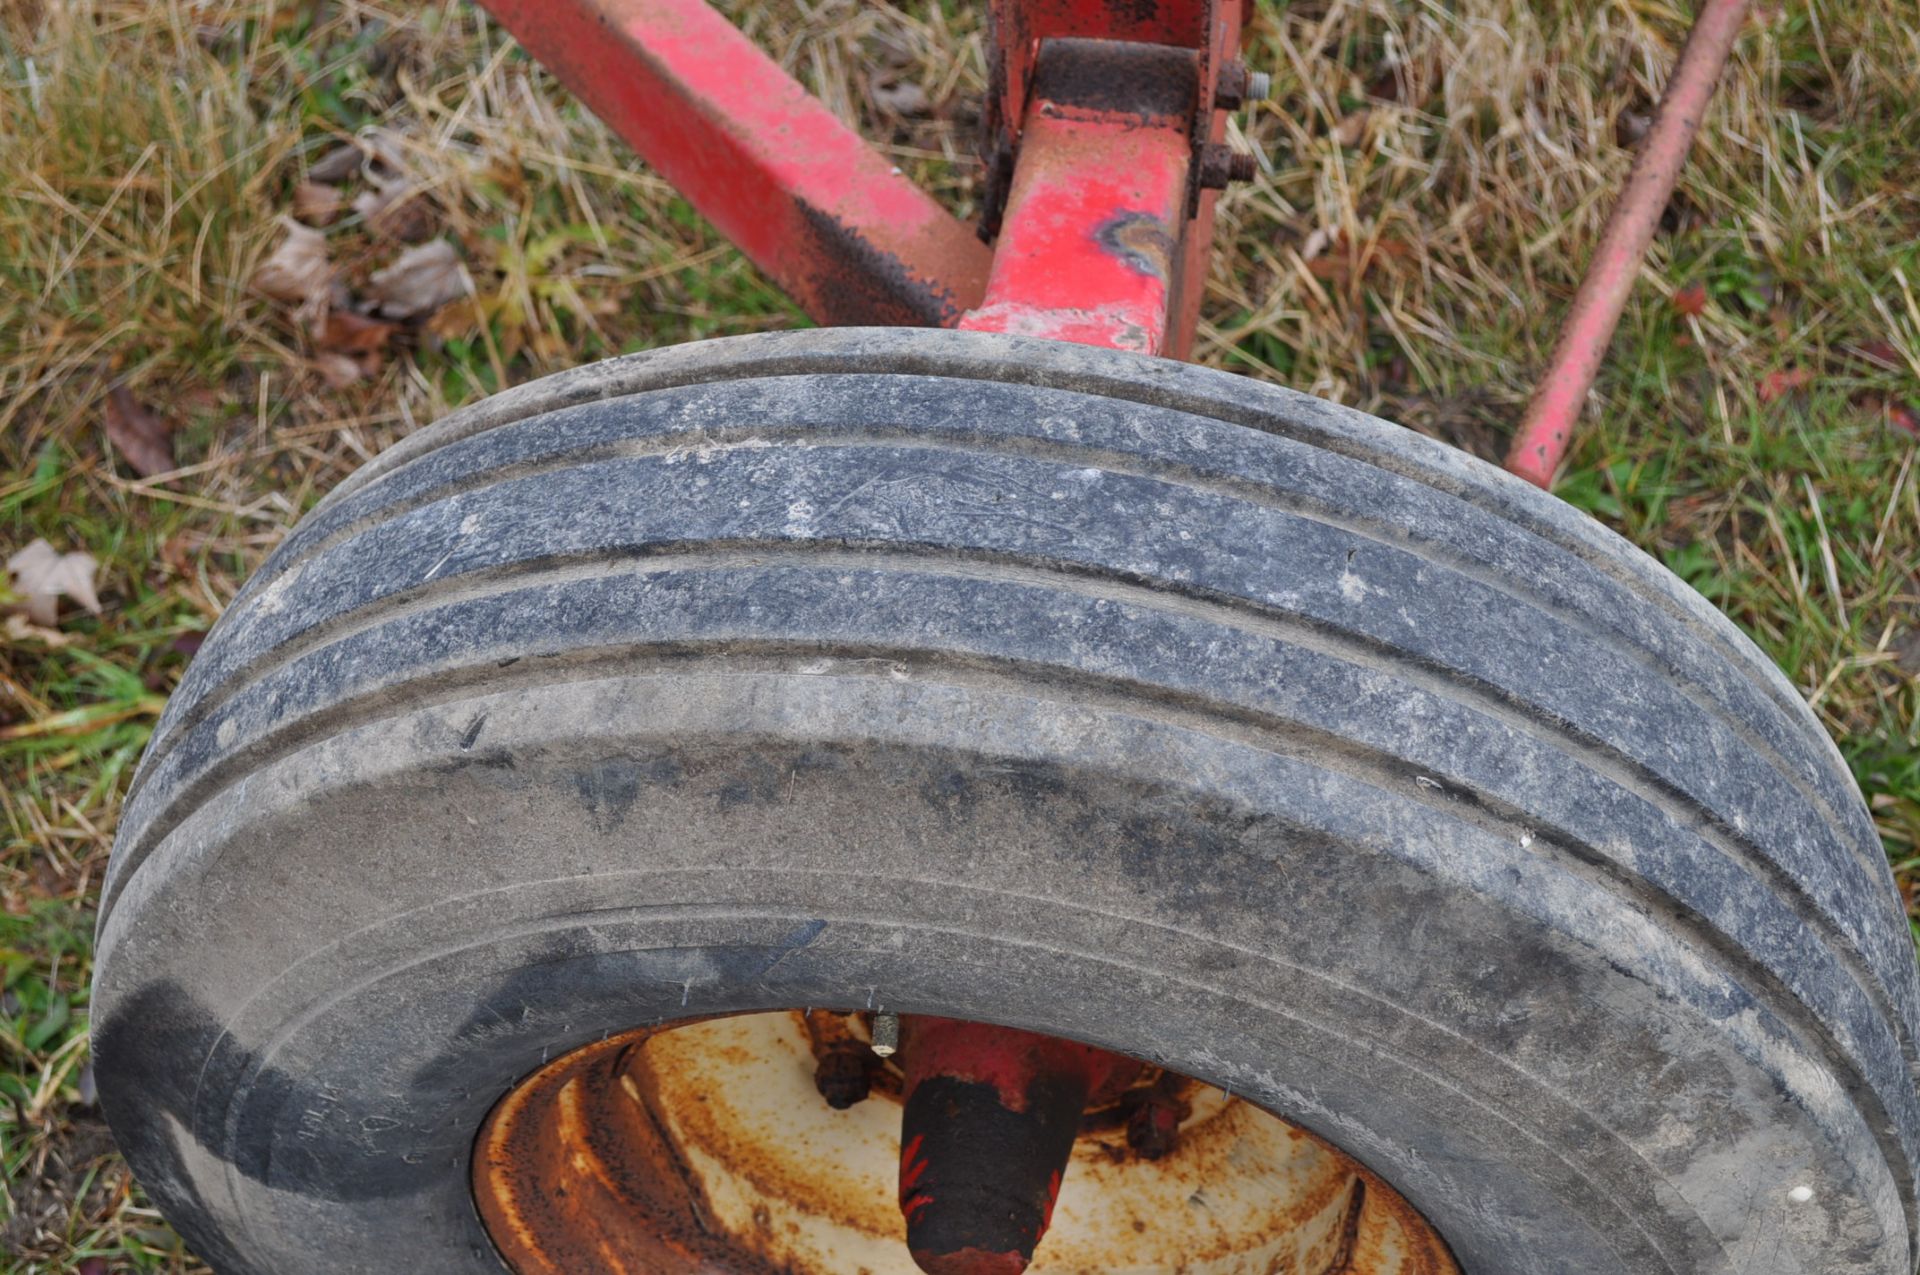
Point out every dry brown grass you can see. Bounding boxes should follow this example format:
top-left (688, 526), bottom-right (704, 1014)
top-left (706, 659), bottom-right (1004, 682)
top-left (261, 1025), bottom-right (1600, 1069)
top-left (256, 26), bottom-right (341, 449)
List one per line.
top-left (2, 1), bottom-right (1915, 1269)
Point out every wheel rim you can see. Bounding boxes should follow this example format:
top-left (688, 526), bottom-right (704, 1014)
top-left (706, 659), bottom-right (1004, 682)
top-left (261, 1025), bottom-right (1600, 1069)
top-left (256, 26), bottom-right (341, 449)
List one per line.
top-left (472, 1010), bottom-right (1459, 1274)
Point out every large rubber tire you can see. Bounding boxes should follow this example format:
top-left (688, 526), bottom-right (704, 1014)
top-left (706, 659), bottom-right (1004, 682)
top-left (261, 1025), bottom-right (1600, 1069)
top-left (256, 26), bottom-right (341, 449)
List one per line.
top-left (95, 329), bottom-right (1920, 1275)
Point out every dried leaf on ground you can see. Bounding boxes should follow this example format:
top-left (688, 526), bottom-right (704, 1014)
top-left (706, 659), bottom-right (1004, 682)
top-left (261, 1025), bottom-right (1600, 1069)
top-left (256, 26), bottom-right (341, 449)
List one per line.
top-left (292, 180), bottom-right (345, 225)
top-left (366, 238), bottom-right (468, 319)
top-left (353, 173), bottom-right (435, 242)
top-left (316, 309), bottom-right (399, 354)
top-left (1758, 366), bottom-right (1813, 403)
top-left (7, 540), bottom-right (102, 626)
top-left (252, 218), bottom-right (333, 309)
top-left (1333, 109), bottom-right (1372, 148)
top-left (1671, 282), bottom-right (1708, 317)
top-left (314, 350), bottom-right (376, 389)
top-left (4, 612), bottom-right (72, 647)
top-left (870, 78), bottom-right (930, 118)
top-left (102, 385), bottom-right (176, 478)
top-left (1889, 401), bottom-right (1920, 437)
top-left (311, 309), bottom-right (399, 389)
top-left (307, 142), bottom-right (365, 183)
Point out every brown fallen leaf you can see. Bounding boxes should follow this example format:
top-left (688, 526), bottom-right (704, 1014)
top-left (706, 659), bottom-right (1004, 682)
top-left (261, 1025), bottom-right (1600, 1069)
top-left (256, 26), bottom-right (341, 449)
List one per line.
top-left (1333, 108), bottom-right (1372, 148)
top-left (103, 385), bottom-right (177, 478)
top-left (252, 218), bottom-right (333, 310)
top-left (353, 173), bottom-right (435, 243)
top-left (317, 309), bottom-right (399, 354)
top-left (292, 180), bottom-right (345, 226)
top-left (1671, 282), bottom-right (1708, 318)
top-left (7, 539), bottom-right (102, 626)
top-left (312, 308), bottom-right (399, 388)
top-left (366, 238), bottom-right (468, 319)
top-left (1890, 401), bottom-right (1920, 437)
top-left (1615, 107), bottom-right (1653, 148)
top-left (307, 141), bottom-right (365, 183)
top-left (314, 350), bottom-right (377, 389)
top-left (1757, 367), bottom-right (1813, 404)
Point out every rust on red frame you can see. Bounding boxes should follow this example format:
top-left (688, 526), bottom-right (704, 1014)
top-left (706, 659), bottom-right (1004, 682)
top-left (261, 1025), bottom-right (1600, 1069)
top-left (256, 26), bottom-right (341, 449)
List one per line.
top-left (474, 0), bottom-right (991, 327)
top-left (960, 38), bottom-right (1202, 355)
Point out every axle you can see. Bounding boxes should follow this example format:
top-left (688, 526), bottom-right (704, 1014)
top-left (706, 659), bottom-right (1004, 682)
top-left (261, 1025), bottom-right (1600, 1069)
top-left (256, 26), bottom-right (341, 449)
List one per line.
top-left (894, 1016), bottom-right (1140, 1275)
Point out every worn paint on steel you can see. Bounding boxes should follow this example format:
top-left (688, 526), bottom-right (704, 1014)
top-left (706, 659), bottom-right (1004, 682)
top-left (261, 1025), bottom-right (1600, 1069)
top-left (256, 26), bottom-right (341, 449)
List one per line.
top-left (960, 39), bottom-right (1200, 354)
top-left (1504, 0), bottom-right (1751, 487)
top-left (473, 1010), bottom-right (1459, 1275)
top-left (474, 0), bottom-right (991, 327)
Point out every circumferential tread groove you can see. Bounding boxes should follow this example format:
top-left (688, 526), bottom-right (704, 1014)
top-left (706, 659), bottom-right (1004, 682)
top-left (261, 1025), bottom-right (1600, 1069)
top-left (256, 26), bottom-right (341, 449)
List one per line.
top-left (112, 540), bottom-right (1919, 1103)
top-left (310, 340), bottom-right (1834, 768)
top-left (112, 642), bottom-right (1917, 1234)
top-left (142, 422), bottom-right (1877, 893)
top-left (100, 334), bottom-right (1920, 1275)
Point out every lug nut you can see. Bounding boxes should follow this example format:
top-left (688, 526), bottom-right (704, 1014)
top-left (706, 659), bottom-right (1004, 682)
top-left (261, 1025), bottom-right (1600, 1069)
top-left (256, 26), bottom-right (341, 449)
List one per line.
top-left (815, 1041), bottom-right (876, 1109)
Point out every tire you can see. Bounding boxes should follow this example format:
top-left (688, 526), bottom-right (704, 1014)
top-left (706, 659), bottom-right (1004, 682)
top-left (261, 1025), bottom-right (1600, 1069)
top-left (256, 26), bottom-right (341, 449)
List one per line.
top-left (94, 328), bottom-right (1920, 1275)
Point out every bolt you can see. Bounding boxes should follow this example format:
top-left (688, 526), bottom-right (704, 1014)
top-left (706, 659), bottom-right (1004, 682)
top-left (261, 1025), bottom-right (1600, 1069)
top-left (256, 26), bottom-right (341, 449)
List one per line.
top-left (1214, 62), bottom-right (1272, 110)
top-left (1197, 143), bottom-right (1260, 190)
top-left (871, 1011), bottom-right (900, 1057)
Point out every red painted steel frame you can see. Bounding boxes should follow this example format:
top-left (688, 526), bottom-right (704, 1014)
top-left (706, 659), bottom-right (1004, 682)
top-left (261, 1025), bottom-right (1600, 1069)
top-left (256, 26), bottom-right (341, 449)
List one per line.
top-left (959, 40), bottom-right (1200, 355)
top-left (476, 0), bottom-right (991, 327)
top-left (1505, 0), bottom-right (1751, 488)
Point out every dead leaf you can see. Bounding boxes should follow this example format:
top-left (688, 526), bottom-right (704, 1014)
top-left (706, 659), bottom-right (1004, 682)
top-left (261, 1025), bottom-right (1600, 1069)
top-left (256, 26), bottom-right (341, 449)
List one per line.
top-left (252, 218), bottom-right (333, 310)
top-left (7, 539), bottom-right (102, 626)
top-left (366, 239), bottom-right (467, 319)
top-left (314, 350), bottom-right (375, 389)
top-left (1757, 367), bottom-right (1813, 404)
top-left (1333, 109), bottom-right (1371, 148)
top-left (292, 180), bottom-right (345, 226)
top-left (103, 385), bottom-right (176, 478)
top-left (1892, 629), bottom-right (1920, 677)
top-left (1671, 282), bottom-right (1708, 318)
top-left (307, 142), bottom-right (365, 183)
top-left (1615, 108), bottom-right (1653, 148)
top-left (1890, 401), bottom-right (1920, 437)
top-left (871, 78), bottom-right (930, 118)
top-left (353, 173), bottom-right (435, 242)
top-left (316, 309), bottom-right (399, 354)
top-left (4, 612), bottom-right (72, 647)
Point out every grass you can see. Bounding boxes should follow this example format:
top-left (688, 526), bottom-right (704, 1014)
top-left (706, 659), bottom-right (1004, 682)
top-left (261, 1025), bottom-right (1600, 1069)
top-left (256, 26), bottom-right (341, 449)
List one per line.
top-left (2, 0), bottom-right (1916, 1269)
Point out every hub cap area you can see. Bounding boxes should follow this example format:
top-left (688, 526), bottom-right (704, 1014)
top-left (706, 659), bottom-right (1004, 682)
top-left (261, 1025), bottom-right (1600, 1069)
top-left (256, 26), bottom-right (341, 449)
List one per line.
top-left (473, 1011), bottom-right (1458, 1274)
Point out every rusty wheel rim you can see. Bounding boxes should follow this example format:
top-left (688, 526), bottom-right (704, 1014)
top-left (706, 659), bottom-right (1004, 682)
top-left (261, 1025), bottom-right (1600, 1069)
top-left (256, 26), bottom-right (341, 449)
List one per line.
top-left (473, 1010), bottom-right (1458, 1274)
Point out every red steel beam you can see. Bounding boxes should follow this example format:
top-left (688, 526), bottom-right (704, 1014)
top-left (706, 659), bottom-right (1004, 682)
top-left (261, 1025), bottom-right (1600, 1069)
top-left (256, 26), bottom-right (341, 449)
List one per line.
top-left (476, 0), bottom-right (992, 327)
top-left (1505, 0), bottom-right (1751, 488)
top-left (960, 39), bottom-right (1201, 355)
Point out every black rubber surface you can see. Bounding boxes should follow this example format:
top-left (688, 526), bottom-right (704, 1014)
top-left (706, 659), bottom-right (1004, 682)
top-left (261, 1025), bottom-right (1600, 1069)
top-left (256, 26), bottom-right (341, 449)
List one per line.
top-left (92, 328), bottom-right (1920, 1274)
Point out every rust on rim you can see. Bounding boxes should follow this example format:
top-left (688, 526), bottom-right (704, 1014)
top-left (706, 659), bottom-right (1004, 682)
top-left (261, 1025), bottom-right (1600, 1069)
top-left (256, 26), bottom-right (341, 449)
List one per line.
top-left (473, 1010), bottom-right (1460, 1275)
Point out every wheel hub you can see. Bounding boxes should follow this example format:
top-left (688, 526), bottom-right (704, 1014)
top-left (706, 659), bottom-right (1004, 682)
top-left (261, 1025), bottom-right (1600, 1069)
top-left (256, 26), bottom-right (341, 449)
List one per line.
top-left (472, 1010), bottom-right (1457, 1274)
